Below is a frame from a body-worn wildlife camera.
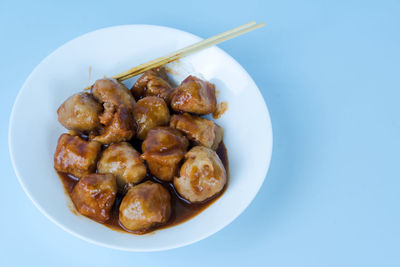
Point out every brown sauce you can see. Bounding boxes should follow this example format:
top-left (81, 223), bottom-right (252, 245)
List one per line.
top-left (58, 141), bottom-right (229, 234)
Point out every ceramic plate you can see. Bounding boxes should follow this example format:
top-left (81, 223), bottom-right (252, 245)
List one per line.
top-left (9, 25), bottom-right (272, 251)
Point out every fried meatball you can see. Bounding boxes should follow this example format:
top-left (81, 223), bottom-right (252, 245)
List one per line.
top-left (54, 134), bottom-right (101, 178)
top-left (119, 181), bottom-right (171, 232)
top-left (174, 146), bottom-right (227, 203)
top-left (97, 142), bottom-right (146, 189)
top-left (133, 96), bottom-right (170, 140)
top-left (170, 113), bottom-right (223, 150)
top-left (170, 75), bottom-right (217, 115)
top-left (57, 92), bottom-right (102, 132)
top-left (91, 78), bottom-right (136, 109)
top-left (91, 106), bottom-right (136, 144)
top-left (131, 68), bottom-right (173, 102)
top-left (141, 127), bottom-right (188, 181)
top-left (71, 173), bottom-right (117, 222)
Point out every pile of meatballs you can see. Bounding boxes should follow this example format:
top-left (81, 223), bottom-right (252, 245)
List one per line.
top-left (54, 68), bottom-right (227, 233)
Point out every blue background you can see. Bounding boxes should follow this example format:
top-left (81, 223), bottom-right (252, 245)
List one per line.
top-left (1, 0), bottom-right (399, 266)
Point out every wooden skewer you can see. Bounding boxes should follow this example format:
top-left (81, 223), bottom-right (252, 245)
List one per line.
top-left (85, 21), bottom-right (265, 90)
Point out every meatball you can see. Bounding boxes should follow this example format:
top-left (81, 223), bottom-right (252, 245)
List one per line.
top-left (174, 146), bottom-right (227, 203)
top-left (119, 181), bottom-right (171, 232)
top-left (54, 133), bottom-right (101, 178)
top-left (170, 75), bottom-right (217, 115)
top-left (170, 113), bottom-right (223, 150)
top-left (97, 142), bottom-right (146, 189)
top-left (57, 92), bottom-right (102, 132)
top-left (71, 173), bottom-right (117, 222)
top-left (133, 96), bottom-right (170, 140)
top-left (131, 68), bottom-right (173, 102)
top-left (91, 78), bottom-right (136, 109)
top-left (91, 106), bottom-right (136, 144)
top-left (141, 127), bottom-right (189, 181)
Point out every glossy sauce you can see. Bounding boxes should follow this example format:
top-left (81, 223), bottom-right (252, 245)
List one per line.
top-left (58, 141), bottom-right (229, 234)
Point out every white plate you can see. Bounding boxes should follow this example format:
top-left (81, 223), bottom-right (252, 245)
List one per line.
top-left (9, 25), bottom-right (273, 251)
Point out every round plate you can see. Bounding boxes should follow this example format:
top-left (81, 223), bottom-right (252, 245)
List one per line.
top-left (9, 25), bottom-right (272, 251)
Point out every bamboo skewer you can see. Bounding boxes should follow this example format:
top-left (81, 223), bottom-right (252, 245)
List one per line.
top-left (112, 21), bottom-right (264, 81)
top-left (85, 21), bottom-right (265, 90)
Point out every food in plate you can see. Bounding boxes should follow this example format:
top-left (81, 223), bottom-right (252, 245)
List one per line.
top-left (131, 68), bottom-right (173, 102)
top-left (141, 126), bottom-right (189, 182)
top-left (174, 146), bottom-right (227, 203)
top-left (54, 69), bottom-right (228, 234)
top-left (57, 92), bottom-right (102, 132)
top-left (170, 75), bottom-right (217, 115)
top-left (170, 113), bottom-right (223, 150)
top-left (54, 134), bottom-right (102, 178)
top-left (133, 96), bottom-right (170, 140)
top-left (71, 173), bottom-right (117, 222)
top-left (97, 142), bottom-right (146, 189)
top-left (119, 181), bottom-right (171, 232)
